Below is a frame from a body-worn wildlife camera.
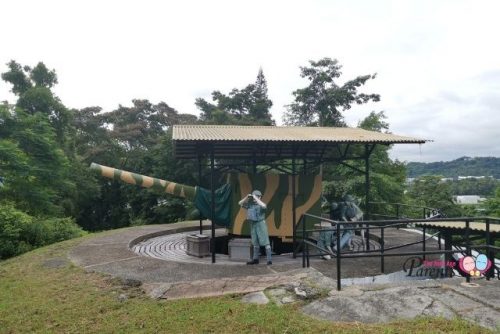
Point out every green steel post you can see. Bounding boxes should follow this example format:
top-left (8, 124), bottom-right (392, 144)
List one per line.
top-left (486, 219), bottom-right (492, 281)
top-left (198, 155), bottom-right (203, 235)
top-left (302, 216), bottom-right (306, 268)
top-left (336, 222), bottom-right (341, 291)
top-left (292, 157), bottom-right (297, 258)
top-left (381, 226), bottom-right (385, 274)
top-left (364, 145), bottom-right (371, 250)
top-left (465, 220), bottom-right (470, 283)
top-left (422, 226), bottom-right (426, 261)
top-left (211, 150), bottom-right (216, 264)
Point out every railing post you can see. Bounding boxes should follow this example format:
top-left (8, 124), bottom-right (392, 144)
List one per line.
top-left (292, 158), bottom-right (297, 258)
top-left (365, 222), bottom-right (370, 251)
top-left (306, 239), bottom-right (310, 268)
top-left (465, 219), bottom-right (471, 283)
top-left (396, 204), bottom-right (400, 219)
top-left (210, 149), bottom-right (216, 264)
top-left (444, 231), bottom-right (452, 267)
top-left (380, 226), bottom-right (385, 274)
top-left (198, 154), bottom-right (203, 235)
top-left (486, 219), bottom-right (492, 281)
top-left (422, 226), bottom-right (426, 261)
top-left (336, 222), bottom-right (341, 291)
top-left (302, 216), bottom-right (306, 268)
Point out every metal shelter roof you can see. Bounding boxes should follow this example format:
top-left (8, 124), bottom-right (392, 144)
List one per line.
top-left (172, 125), bottom-right (427, 160)
top-left (417, 221), bottom-right (500, 233)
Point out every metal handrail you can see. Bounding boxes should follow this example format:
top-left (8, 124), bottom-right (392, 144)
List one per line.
top-left (297, 214), bottom-right (499, 291)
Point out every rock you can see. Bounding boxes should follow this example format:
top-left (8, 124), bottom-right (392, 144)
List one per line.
top-left (294, 287), bottom-right (307, 299)
top-left (117, 293), bottom-right (128, 302)
top-left (241, 291), bottom-right (269, 305)
top-left (122, 278), bottom-right (142, 287)
top-left (267, 288), bottom-right (287, 298)
top-left (281, 296), bottom-right (296, 304)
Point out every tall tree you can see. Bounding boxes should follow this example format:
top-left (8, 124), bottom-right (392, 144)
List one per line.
top-left (196, 69), bottom-right (274, 125)
top-left (2, 61), bottom-right (72, 148)
top-left (73, 100), bottom-right (198, 230)
top-left (284, 58), bottom-right (380, 127)
top-left (0, 105), bottom-right (75, 215)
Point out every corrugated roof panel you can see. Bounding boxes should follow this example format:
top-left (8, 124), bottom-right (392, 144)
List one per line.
top-left (172, 125), bottom-right (428, 143)
top-left (417, 221), bottom-right (500, 232)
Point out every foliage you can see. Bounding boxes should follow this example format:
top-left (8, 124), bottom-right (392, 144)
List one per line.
top-left (407, 157), bottom-right (500, 179)
top-left (196, 68), bottom-right (274, 125)
top-left (0, 203), bottom-right (33, 258)
top-left (405, 176), bottom-right (463, 217)
top-left (73, 101), bottom-right (199, 230)
top-left (480, 187), bottom-right (500, 217)
top-left (0, 106), bottom-right (75, 216)
top-left (322, 112), bottom-right (406, 215)
top-left (284, 58), bottom-right (380, 127)
top-left (2, 60), bottom-right (72, 147)
top-left (0, 203), bottom-right (84, 259)
top-left (447, 177), bottom-right (499, 196)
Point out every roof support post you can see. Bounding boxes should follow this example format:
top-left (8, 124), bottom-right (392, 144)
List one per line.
top-left (364, 144), bottom-right (372, 250)
top-left (292, 156), bottom-right (297, 258)
top-left (210, 148), bottom-right (216, 263)
top-left (198, 154), bottom-right (203, 235)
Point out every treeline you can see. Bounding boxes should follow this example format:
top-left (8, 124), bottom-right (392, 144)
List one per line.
top-left (407, 157), bottom-right (500, 179)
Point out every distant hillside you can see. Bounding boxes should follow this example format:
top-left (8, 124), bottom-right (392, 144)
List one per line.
top-left (406, 157), bottom-right (500, 178)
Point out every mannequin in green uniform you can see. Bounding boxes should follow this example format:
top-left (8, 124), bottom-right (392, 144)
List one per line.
top-left (238, 190), bottom-right (272, 265)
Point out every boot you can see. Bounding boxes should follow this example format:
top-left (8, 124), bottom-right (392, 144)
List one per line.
top-left (246, 259), bottom-right (259, 265)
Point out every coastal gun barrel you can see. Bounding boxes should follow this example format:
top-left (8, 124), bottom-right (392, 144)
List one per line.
top-left (89, 163), bottom-right (197, 200)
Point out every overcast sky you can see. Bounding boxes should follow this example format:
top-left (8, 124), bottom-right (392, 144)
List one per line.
top-left (1, 0), bottom-right (499, 163)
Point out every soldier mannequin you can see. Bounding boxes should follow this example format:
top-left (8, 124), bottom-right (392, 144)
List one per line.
top-left (238, 190), bottom-right (272, 265)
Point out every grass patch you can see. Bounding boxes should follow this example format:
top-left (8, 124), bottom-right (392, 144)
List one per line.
top-left (0, 233), bottom-right (493, 333)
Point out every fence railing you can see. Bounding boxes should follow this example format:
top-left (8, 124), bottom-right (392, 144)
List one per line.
top-left (368, 201), bottom-right (443, 220)
top-left (295, 214), bottom-right (499, 291)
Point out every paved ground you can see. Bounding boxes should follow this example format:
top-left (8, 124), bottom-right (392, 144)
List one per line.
top-left (68, 221), bottom-right (500, 331)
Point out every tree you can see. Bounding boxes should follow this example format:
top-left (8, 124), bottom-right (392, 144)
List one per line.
top-left (196, 69), bottom-right (274, 125)
top-left (405, 176), bottom-right (463, 217)
top-left (0, 105), bottom-right (75, 216)
top-left (322, 111), bottom-right (406, 213)
top-left (73, 100), bottom-right (198, 230)
top-left (284, 58), bottom-right (380, 127)
top-left (481, 187), bottom-right (500, 217)
top-left (2, 61), bottom-right (72, 148)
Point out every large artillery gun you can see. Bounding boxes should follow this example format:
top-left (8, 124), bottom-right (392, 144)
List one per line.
top-left (90, 163), bottom-right (322, 242)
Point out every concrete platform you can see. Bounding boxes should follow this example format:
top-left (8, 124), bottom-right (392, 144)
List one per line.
top-left (68, 221), bottom-right (500, 330)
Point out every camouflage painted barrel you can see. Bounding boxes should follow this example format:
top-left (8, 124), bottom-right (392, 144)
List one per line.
top-left (90, 163), bottom-right (322, 241)
top-left (89, 163), bottom-right (196, 199)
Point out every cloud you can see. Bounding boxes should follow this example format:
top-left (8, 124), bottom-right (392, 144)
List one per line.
top-left (389, 73), bottom-right (500, 162)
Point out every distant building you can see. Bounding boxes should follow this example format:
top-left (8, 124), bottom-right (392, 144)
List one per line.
top-left (454, 195), bottom-right (486, 205)
top-left (457, 176), bottom-right (486, 180)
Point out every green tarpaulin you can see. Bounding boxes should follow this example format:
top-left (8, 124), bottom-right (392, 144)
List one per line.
top-left (193, 184), bottom-right (232, 227)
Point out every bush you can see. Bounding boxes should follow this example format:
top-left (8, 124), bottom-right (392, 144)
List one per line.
top-left (26, 217), bottom-right (86, 247)
top-left (0, 203), bottom-right (34, 259)
top-left (0, 203), bottom-right (85, 259)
